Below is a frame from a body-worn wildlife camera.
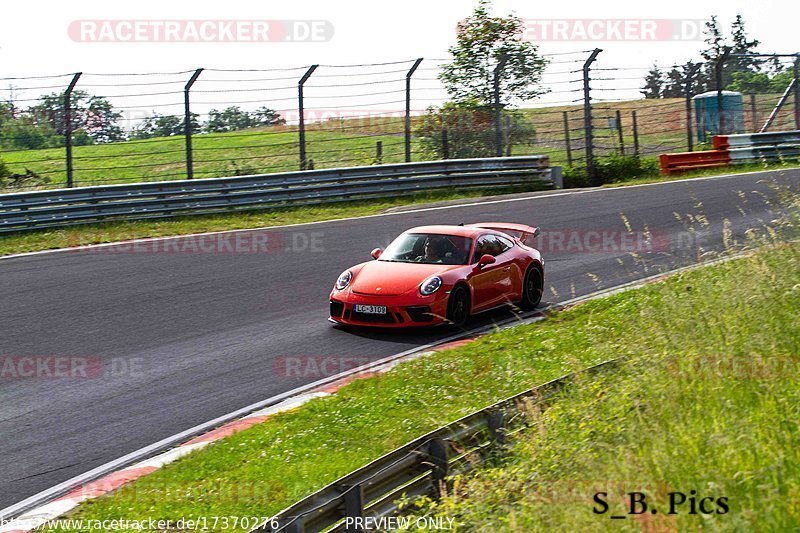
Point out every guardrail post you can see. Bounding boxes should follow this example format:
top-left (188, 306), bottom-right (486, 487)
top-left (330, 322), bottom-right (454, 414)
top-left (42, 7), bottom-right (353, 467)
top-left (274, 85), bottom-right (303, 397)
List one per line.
top-left (340, 484), bottom-right (365, 532)
top-left (487, 410), bottom-right (507, 445)
top-left (298, 64), bottom-right (319, 171)
top-left (64, 72), bottom-right (82, 188)
top-left (562, 111), bottom-right (572, 166)
top-left (615, 109), bottom-right (624, 155)
top-left (184, 68), bottom-right (203, 180)
top-left (631, 110), bottom-right (640, 156)
top-left (428, 439), bottom-right (449, 500)
top-left (715, 48), bottom-right (730, 135)
top-left (441, 128), bottom-right (449, 159)
top-left (685, 63), bottom-right (700, 151)
top-left (405, 58), bottom-right (423, 162)
top-left (582, 48), bottom-right (602, 185)
top-left (794, 55), bottom-right (800, 129)
top-left (284, 518), bottom-right (304, 533)
top-left (493, 53), bottom-right (509, 157)
top-left (375, 141), bottom-right (383, 164)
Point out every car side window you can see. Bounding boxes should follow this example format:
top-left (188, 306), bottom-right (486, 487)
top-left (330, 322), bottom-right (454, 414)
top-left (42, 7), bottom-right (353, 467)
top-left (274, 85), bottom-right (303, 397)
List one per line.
top-left (473, 235), bottom-right (510, 262)
top-left (495, 235), bottom-right (514, 254)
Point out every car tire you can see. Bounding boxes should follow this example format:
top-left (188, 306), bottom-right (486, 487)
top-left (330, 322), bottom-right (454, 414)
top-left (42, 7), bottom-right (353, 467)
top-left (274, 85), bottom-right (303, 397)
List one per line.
top-left (446, 285), bottom-right (470, 328)
top-left (520, 265), bottom-right (543, 310)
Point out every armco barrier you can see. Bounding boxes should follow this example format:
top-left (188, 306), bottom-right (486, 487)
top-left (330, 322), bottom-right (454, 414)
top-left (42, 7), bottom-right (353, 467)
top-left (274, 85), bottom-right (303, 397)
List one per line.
top-left (660, 130), bottom-right (800, 175)
top-left (659, 150), bottom-right (731, 175)
top-left (255, 359), bottom-right (617, 533)
top-left (0, 156), bottom-right (552, 234)
top-left (712, 130), bottom-right (800, 149)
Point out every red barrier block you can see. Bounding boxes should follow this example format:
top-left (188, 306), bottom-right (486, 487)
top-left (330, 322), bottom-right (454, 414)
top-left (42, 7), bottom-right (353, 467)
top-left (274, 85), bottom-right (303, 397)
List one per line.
top-left (659, 150), bottom-right (731, 175)
top-left (712, 135), bottom-right (730, 150)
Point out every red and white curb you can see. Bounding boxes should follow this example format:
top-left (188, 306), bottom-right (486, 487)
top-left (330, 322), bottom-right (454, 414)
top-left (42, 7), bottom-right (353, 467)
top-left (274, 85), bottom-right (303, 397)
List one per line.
top-left (0, 251), bottom-right (754, 532)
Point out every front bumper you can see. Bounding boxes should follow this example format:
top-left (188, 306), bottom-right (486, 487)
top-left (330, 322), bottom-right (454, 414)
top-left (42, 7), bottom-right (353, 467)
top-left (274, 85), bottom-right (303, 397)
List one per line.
top-left (329, 290), bottom-right (450, 328)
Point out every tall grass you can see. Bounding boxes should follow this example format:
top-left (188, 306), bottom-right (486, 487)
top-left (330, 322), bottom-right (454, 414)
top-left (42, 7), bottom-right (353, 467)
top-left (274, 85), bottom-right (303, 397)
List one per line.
top-left (402, 206), bottom-right (800, 531)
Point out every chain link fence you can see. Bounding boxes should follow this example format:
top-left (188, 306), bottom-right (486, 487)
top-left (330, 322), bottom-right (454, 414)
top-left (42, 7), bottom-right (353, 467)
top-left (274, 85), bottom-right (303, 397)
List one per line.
top-left (0, 50), bottom-right (797, 192)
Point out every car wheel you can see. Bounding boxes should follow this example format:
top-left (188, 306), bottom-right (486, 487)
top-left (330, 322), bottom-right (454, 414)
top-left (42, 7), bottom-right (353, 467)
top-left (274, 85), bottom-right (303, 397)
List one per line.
top-left (446, 285), bottom-right (470, 328)
top-left (520, 266), bottom-right (543, 310)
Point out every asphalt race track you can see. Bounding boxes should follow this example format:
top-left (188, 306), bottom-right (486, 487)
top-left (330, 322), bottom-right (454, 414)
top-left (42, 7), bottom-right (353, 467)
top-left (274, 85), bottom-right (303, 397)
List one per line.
top-left (0, 169), bottom-right (798, 507)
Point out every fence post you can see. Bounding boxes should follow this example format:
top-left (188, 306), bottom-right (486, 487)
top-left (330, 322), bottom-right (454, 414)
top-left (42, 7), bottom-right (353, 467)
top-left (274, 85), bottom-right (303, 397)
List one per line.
top-left (631, 110), bottom-right (639, 156)
top-left (715, 48), bottom-right (730, 135)
top-left (685, 63), bottom-right (700, 151)
top-left (493, 53), bottom-right (509, 157)
top-left (794, 55), bottom-right (800, 129)
top-left (562, 111), bottom-right (573, 166)
top-left (582, 48), bottom-right (602, 185)
top-left (749, 93), bottom-right (757, 132)
top-left (615, 109), bottom-right (624, 155)
top-left (298, 64), bottom-right (319, 171)
top-left (405, 58), bottom-right (423, 163)
top-left (441, 128), bottom-right (449, 159)
top-left (504, 115), bottom-right (512, 156)
top-left (375, 140), bottom-right (383, 164)
top-left (63, 72), bottom-right (82, 188)
top-left (184, 68), bottom-right (203, 180)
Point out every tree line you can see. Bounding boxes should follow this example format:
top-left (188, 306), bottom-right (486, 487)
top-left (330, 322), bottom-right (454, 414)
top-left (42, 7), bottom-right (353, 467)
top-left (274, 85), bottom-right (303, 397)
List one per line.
top-left (642, 15), bottom-right (794, 99)
top-left (0, 92), bottom-right (285, 150)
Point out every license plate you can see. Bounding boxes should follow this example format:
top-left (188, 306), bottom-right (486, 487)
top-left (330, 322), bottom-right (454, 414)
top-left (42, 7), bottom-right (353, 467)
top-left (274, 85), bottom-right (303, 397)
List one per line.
top-left (354, 304), bottom-right (387, 314)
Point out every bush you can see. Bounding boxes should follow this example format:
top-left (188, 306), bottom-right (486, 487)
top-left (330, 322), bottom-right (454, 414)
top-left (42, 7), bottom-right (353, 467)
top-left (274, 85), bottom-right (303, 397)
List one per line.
top-left (0, 168), bottom-right (50, 189)
top-left (563, 155), bottom-right (659, 188)
top-left (416, 101), bottom-right (536, 160)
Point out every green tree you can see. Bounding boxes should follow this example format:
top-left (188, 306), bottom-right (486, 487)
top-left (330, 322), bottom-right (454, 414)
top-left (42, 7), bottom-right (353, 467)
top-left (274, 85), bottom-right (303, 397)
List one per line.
top-left (205, 106), bottom-right (254, 133)
top-left (438, 0), bottom-right (548, 106)
top-left (661, 61), bottom-right (707, 98)
top-left (730, 14), bottom-right (760, 73)
top-left (252, 106), bottom-right (286, 127)
top-left (0, 117), bottom-right (61, 149)
top-left (641, 64), bottom-right (664, 99)
top-left (416, 100), bottom-right (535, 159)
top-left (28, 90), bottom-right (124, 143)
top-left (132, 112), bottom-right (199, 139)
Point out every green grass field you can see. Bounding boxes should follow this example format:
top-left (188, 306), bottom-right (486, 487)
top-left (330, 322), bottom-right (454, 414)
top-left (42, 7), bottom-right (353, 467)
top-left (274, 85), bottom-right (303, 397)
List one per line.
top-left (1, 128), bottom-right (413, 190)
top-left (40, 195), bottom-right (799, 532)
top-left (3, 93), bottom-right (795, 192)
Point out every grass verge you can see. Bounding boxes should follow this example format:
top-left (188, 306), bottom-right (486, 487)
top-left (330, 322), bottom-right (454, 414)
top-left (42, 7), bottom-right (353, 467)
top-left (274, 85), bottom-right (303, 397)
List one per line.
top-left (404, 248), bottom-right (800, 531)
top-left (41, 210), bottom-right (799, 531)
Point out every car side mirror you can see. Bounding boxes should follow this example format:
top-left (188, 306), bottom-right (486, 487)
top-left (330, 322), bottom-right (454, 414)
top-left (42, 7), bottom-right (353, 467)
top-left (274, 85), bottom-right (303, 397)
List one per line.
top-left (478, 254), bottom-right (496, 267)
top-left (371, 248), bottom-right (382, 259)
top-left (532, 227), bottom-right (541, 238)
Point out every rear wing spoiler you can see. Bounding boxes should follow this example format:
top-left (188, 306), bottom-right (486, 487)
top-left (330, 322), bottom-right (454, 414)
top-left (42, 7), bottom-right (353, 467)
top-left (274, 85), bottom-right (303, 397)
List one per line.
top-left (468, 222), bottom-right (540, 241)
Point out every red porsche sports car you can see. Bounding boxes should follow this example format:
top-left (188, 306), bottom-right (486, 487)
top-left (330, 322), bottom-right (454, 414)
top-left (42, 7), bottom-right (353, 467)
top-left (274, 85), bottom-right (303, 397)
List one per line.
top-left (329, 223), bottom-right (544, 328)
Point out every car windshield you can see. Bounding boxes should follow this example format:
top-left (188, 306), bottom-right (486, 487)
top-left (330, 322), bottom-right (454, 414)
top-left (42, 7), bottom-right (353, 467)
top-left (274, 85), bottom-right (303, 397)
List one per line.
top-left (379, 233), bottom-right (472, 265)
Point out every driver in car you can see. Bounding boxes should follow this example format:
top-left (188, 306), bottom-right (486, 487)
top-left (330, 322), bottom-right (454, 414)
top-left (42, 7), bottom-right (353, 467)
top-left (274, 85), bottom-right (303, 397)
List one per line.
top-left (419, 236), bottom-right (447, 263)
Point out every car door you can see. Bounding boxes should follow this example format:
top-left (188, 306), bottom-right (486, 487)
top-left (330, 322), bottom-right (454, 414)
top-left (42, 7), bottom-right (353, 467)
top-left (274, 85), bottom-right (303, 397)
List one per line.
top-left (492, 234), bottom-right (519, 302)
top-left (469, 234), bottom-right (514, 311)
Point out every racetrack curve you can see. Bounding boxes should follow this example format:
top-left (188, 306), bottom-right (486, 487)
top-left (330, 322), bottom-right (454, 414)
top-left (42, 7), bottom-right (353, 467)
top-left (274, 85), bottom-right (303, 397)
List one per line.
top-left (0, 169), bottom-right (798, 507)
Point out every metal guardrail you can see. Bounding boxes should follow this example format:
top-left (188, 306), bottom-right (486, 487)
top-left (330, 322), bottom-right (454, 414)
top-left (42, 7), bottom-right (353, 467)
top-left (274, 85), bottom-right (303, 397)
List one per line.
top-left (0, 156), bottom-right (552, 234)
top-left (256, 359), bottom-right (618, 533)
top-left (659, 130), bottom-right (800, 174)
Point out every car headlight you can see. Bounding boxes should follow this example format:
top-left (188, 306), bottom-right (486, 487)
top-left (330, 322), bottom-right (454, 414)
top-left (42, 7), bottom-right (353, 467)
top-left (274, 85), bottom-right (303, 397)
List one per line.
top-left (420, 276), bottom-right (442, 295)
top-left (335, 270), bottom-right (352, 290)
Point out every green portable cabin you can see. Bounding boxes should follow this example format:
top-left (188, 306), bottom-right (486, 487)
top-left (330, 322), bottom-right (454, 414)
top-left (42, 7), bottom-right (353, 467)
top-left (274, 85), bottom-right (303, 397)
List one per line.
top-left (693, 91), bottom-right (745, 142)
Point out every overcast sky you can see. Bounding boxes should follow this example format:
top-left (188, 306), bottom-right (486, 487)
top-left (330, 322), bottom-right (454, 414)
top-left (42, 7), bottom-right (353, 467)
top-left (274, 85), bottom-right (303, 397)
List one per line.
top-left (1, 0), bottom-right (796, 123)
